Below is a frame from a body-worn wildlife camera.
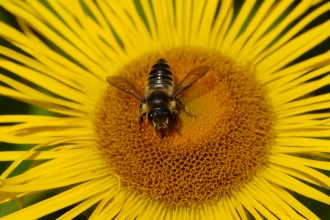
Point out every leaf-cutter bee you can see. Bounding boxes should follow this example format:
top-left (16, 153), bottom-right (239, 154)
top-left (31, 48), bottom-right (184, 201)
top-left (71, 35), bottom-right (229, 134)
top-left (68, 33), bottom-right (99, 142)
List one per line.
top-left (106, 58), bottom-right (210, 139)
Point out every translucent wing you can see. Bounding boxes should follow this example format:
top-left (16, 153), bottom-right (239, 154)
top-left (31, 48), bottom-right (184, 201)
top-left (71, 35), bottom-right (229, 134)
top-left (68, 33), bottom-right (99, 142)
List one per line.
top-left (106, 76), bottom-right (145, 101)
top-left (171, 66), bottom-right (210, 98)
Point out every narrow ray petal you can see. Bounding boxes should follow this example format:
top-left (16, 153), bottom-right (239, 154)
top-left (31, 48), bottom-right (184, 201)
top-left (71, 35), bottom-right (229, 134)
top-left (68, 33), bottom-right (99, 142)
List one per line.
top-left (275, 94), bottom-right (330, 112)
top-left (275, 186), bottom-right (320, 220)
top-left (260, 50), bottom-right (330, 82)
top-left (254, 2), bottom-right (330, 63)
top-left (1, 149), bottom-right (96, 182)
top-left (227, 197), bottom-right (241, 220)
top-left (269, 65), bottom-right (330, 99)
top-left (222, 0), bottom-right (257, 53)
top-left (273, 74), bottom-right (330, 107)
top-left (246, 0), bottom-right (315, 61)
top-left (252, 178), bottom-right (304, 219)
top-left (0, 177), bottom-right (111, 220)
top-left (1, 46), bottom-right (88, 94)
top-left (57, 192), bottom-right (105, 220)
top-left (115, 192), bottom-right (148, 220)
top-left (96, 190), bottom-right (128, 220)
top-left (278, 130), bottom-right (330, 138)
top-left (0, 151), bottom-right (82, 161)
top-left (230, 0), bottom-right (275, 58)
top-left (256, 178), bottom-right (319, 219)
top-left (1, 170), bottom-right (108, 192)
top-left (0, 61), bottom-right (93, 107)
top-left (271, 163), bottom-right (330, 189)
top-left (242, 184), bottom-right (291, 219)
top-left (237, 0), bottom-right (293, 60)
top-left (276, 137), bottom-right (330, 148)
top-left (258, 21), bottom-right (330, 74)
top-left (89, 186), bottom-right (119, 220)
top-left (196, 0), bottom-right (218, 46)
top-left (261, 167), bottom-right (330, 204)
top-left (234, 191), bottom-right (262, 220)
top-left (0, 74), bottom-right (90, 112)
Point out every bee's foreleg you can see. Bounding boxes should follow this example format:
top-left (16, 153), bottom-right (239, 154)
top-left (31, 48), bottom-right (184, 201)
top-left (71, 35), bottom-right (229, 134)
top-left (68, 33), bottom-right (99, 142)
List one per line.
top-left (138, 114), bottom-right (144, 132)
top-left (172, 110), bottom-right (182, 136)
top-left (165, 122), bottom-right (169, 138)
top-left (174, 98), bottom-right (196, 117)
top-left (155, 125), bottom-right (164, 140)
top-left (173, 110), bottom-right (179, 128)
top-left (138, 102), bottom-right (146, 132)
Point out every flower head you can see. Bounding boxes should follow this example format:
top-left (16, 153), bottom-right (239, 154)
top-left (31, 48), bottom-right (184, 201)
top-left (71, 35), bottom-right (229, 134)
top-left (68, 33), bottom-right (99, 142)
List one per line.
top-left (0, 0), bottom-right (330, 219)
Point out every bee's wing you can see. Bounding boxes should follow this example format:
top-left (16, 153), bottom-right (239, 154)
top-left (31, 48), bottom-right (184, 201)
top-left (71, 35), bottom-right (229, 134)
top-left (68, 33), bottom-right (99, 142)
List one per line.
top-left (171, 66), bottom-right (210, 98)
top-left (106, 76), bottom-right (145, 101)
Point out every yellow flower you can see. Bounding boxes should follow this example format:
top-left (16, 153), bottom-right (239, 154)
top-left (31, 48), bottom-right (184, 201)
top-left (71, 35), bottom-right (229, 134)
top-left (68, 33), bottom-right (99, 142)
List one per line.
top-left (1, 0), bottom-right (330, 219)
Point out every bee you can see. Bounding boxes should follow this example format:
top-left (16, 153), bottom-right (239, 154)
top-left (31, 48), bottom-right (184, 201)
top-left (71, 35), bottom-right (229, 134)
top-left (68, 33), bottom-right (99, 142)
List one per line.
top-left (106, 58), bottom-right (210, 139)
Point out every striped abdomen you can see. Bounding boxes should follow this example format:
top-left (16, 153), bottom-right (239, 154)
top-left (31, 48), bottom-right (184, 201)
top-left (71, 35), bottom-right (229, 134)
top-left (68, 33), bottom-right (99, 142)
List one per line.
top-left (147, 59), bottom-right (174, 93)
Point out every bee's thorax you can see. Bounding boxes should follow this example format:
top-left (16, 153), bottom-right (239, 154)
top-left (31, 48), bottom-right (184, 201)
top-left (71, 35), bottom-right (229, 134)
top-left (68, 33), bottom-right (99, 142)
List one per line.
top-left (148, 91), bottom-right (169, 108)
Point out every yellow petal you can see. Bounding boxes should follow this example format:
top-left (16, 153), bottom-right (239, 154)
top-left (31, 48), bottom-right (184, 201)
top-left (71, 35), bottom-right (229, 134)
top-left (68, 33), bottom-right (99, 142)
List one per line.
top-left (216, 199), bottom-right (232, 220)
top-left (241, 190), bottom-right (278, 220)
top-left (115, 192), bottom-right (147, 220)
top-left (227, 197), bottom-right (242, 220)
top-left (0, 150), bottom-right (83, 161)
top-left (234, 191), bottom-right (262, 220)
top-left (270, 65), bottom-right (330, 103)
top-left (254, 2), bottom-right (330, 63)
top-left (0, 177), bottom-right (111, 220)
top-left (230, 0), bottom-right (275, 58)
top-left (271, 163), bottom-right (330, 189)
top-left (273, 74), bottom-right (330, 107)
top-left (274, 185), bottom-right (320, 220)
top-left (237, 0), bottom-right (293, 60)
top-left (275, 137), bottom-right (330, 148)
top-left (270, 153), bottom-right (330, 170)
top-left (196, 0), bottom-right (219, 46)
top-left (0, 73), bottom-right (91, 112)
top-left (247, 0), bottom-right (315, 62)
top-left (57, 192), bottom-right (105, 220)
top-left (242, 185), bottom-right (286, 218)
top-left (208, 0), bottom-right (232, 48)
top-left (271, 146), bottom-right (330, 153)
top-left (222, 0), bottom-right (257, 53)
top-left (261, 166), bottom-right (330, 205)
top-left (259, 20), bottom-right (330, 75)
top-left (260, 50), bottom-right (330, 83)
top-left (95, 190), bottom-right (129, 220)
top-left (0, 115), bottom-right (57, 123)
top-left (201, 202), bottom-right (215, 220)
top-left (2, 149), bottom-right (95, 183)
top-left (89, 185), bottom-right (119, 220)
top-left (1, 170), bottom-right (107, 192)
top-left (255, 177), bottom-right (318, 219)
top-left (278, 130), bottom-right (330, 138)
top-left (276, 118), bottom-right (330, 130)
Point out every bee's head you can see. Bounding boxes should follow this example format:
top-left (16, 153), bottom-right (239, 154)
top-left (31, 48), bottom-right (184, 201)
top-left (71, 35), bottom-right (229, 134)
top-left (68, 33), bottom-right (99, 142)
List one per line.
top-left (148, 108), bottom-right (172, 139)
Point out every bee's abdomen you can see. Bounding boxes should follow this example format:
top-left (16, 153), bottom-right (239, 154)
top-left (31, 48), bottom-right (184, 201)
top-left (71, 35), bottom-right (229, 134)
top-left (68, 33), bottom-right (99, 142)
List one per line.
top-left (148, 58), bottom-right (173, 90)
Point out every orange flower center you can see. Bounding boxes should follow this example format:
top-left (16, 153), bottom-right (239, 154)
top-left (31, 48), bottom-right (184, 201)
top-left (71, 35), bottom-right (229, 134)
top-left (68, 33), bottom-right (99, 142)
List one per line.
top-left (93, 47), bottom-right (276, 206)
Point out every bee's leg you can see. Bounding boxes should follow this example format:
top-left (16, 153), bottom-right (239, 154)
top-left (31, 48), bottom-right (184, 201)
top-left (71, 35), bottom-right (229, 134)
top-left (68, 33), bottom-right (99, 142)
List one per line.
top-left (138, 102), bottom-right (146, 132)
top-left (165, 123), bottom-right (169, 138)
top-left (175, 98), bottom-right (196, 117)
top-left (173, 110), bottom-right (179, 128)
top-left (155, 125), bottom-right (164, 140)
top-left (139, 114), bottom-right (145, 132)
top-left (172, 110), bottom-right (182, 136)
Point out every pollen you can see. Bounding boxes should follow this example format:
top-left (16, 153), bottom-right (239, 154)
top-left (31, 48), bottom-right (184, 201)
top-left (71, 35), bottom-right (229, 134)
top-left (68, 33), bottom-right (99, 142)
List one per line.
top-left (93, 47), bottom-right (276, 206)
